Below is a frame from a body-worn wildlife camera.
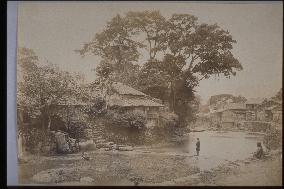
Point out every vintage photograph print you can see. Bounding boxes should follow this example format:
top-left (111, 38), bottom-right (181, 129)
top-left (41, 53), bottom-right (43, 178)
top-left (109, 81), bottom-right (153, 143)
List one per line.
top-left (17, 1), bottom-right (282, 186)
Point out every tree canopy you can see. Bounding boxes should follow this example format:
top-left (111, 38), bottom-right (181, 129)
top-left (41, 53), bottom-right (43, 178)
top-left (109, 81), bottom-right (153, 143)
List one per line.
top-left (77, 10), bottom-right (243, 125)
top-left (18, 47), bottom-right (88, 130)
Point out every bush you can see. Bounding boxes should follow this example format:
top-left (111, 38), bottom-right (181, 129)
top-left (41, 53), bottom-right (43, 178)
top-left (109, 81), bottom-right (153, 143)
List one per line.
top-left (104, 109), bottom-right (147, 145)
top-left (105, 110), bottom-right (147, 130)
top-left (86, 96), bottom-right (107, 116)
top-left (20, 127), bottom-right (55, 154)
top-left (143, 112), bottom-right (178, 144)
top-left (67, 121), bottom-right (87, 141)
top-left (263, 127), bottom-right (282, 150)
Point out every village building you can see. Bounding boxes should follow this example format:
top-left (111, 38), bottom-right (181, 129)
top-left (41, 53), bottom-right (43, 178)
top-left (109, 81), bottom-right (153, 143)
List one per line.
top-left (108, 82), bottom-right (165, 127)
top-left (264, 100), bottom-right (282, 124)
top-left (256, 99), bottom-right (282, 123)
top-left (245, 98), bottom-right (264, 121)
top-left (267, 105), bottom-right (282, 124)
top-left (210, 103), bottom-right (247, 129)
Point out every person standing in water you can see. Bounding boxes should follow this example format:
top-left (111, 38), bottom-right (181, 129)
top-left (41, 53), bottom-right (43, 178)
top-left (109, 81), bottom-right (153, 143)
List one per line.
top-left (196, 138), bottom-right (200, 156)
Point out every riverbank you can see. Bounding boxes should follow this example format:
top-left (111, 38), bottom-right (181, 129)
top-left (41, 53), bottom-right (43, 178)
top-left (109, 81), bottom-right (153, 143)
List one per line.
top-left (19, 148), bottom-right (282, 186)
top-left (18, 131), bottom-right (281, 186)
top-left (199, 150), bottom-right (282, 186)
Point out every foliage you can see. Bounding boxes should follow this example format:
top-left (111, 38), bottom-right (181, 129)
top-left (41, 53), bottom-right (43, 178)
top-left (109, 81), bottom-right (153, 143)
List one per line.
top-left (263, 127), bottom-right (282, 150)
top-left (145, 112), bottom-right (179, 144)
top-left (102, 109), bottom-right (147, 145)
top-left (86, 96), bottom-right (107, 116)
top-left (77, 10), bottom-right (242, 125)
top-left (105, 109), bottom-right (147, 130)
top-left (18, 47), bottom-right (88, 130)
top-left (271, 88), bottom-right (282, 102)
top-left (67, 121), bottom-right (87, 141)
top-left (20, 127), bottom-right (54, 154)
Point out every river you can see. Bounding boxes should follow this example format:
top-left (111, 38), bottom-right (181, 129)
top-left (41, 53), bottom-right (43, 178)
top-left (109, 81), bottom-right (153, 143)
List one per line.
top-left (22, 130), bottom-right (268, 185)
top-left (147, 131), bottom-right (266, 171)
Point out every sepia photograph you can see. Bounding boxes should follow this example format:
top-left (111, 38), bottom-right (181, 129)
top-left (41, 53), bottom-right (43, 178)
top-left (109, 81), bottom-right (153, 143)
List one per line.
top-left (16, 1), bottom-right (282, 186)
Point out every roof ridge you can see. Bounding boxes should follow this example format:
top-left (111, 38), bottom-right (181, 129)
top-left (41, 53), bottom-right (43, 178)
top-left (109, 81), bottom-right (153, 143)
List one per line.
top-left (112, 82), bottom-right (147, 96)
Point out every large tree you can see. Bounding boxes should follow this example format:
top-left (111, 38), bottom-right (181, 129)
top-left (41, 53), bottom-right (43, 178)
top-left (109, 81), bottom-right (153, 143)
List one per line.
top-left (77, 10), bottom-right (243, 125)
top-left (18, 47), bottom-right (87, 130)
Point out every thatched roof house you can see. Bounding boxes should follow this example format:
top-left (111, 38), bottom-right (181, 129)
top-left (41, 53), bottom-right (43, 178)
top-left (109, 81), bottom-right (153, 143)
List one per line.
top-left (108, 82), bottom-right (164, 108)
top-left (108, 82), bottom-right (164, 127)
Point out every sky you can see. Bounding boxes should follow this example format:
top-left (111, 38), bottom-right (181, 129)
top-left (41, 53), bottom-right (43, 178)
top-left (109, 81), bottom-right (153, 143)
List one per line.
top-left (17, 1), bottom-right (283, 104)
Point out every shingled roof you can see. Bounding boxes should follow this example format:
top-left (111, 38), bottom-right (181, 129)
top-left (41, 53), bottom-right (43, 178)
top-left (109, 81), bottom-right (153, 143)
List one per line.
top-left (109, 97), bottom-right (164, 107)
top-left (109, 82), bottom-right (164, 107)
top-left (112, 82), bottom-right (146, 96)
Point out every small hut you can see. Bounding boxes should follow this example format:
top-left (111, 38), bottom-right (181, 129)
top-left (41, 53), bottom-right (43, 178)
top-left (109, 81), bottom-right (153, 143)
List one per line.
top-left (108, 82), bottom-right (164, 127)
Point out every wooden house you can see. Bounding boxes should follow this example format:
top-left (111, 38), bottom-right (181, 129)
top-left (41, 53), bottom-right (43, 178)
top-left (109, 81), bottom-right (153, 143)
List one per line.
top-left (210, 103), bottom-right (246, 129)
top-left (245, 98), bottom-right (264, 121)
top-left (267, 105), bottom-right (282, 123)
top-left (108, 82), bottom-right (164, 127)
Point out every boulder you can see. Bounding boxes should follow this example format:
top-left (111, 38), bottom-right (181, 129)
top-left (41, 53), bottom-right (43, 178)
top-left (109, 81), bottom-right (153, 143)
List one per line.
top-left (80, 140), bottom-right (96, 151)
top-left (96, 142), bottom-right (113, 149)
top-left (118, 146), bottom-right (133, 151)
top-left (54, 132), bottom-right (70, 153)
top-left (106, 142), bottom-right (115, 146)
top-left (80, 177), bottom-right (94, 183)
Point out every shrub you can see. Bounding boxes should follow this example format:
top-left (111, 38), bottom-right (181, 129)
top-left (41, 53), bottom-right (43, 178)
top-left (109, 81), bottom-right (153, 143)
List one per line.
top-left (104, 109), bottom-right (147, 145)
top-left (263, 127), bottom-right (282, 150)
top-left (20, 127), bottom-right (55, 154)
top-left (86, 96), bottom-right (107, 116)
top-left (143, 112), bottom-right (178, 144)
top-left (105, 110), bottom-right (147, 130)
top-left (67, 121), bottom-right (87, 141)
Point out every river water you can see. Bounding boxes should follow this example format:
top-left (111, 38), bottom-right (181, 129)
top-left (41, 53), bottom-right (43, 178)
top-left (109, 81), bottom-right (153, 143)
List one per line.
top-left (149, 131), bottom-right (266, 171)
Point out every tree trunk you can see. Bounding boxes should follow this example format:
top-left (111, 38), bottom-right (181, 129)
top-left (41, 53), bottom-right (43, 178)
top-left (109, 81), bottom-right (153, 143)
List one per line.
top-left (169, 82), bottom-right (175, 112)
top-left (47, 115), bottom-right (51, 130)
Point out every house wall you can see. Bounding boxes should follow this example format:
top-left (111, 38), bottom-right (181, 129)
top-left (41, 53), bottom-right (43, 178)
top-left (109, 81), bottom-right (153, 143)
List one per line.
top-left (265, 110), bottom-right (273, 121)
top-left (221, 110), bottom-right (246, 123)
top-left (210, 112), bottom-right (221, 125)
top-left (123, 106), bottom-right (162, 128)
top-left (222, 122), bottom-right (235, 129)
top-left (109, 91), bottom-right (163, 127)
top-left (246, 111), bottom-right (257, 121)
top-left (272, 110), bottom-right (282, 123)
top-left (221, 110), bottom-right (235, 122)
top-left (125, 106), bottom-right (161, 118)
top-left (256, 111), bottom-right (266, 121)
